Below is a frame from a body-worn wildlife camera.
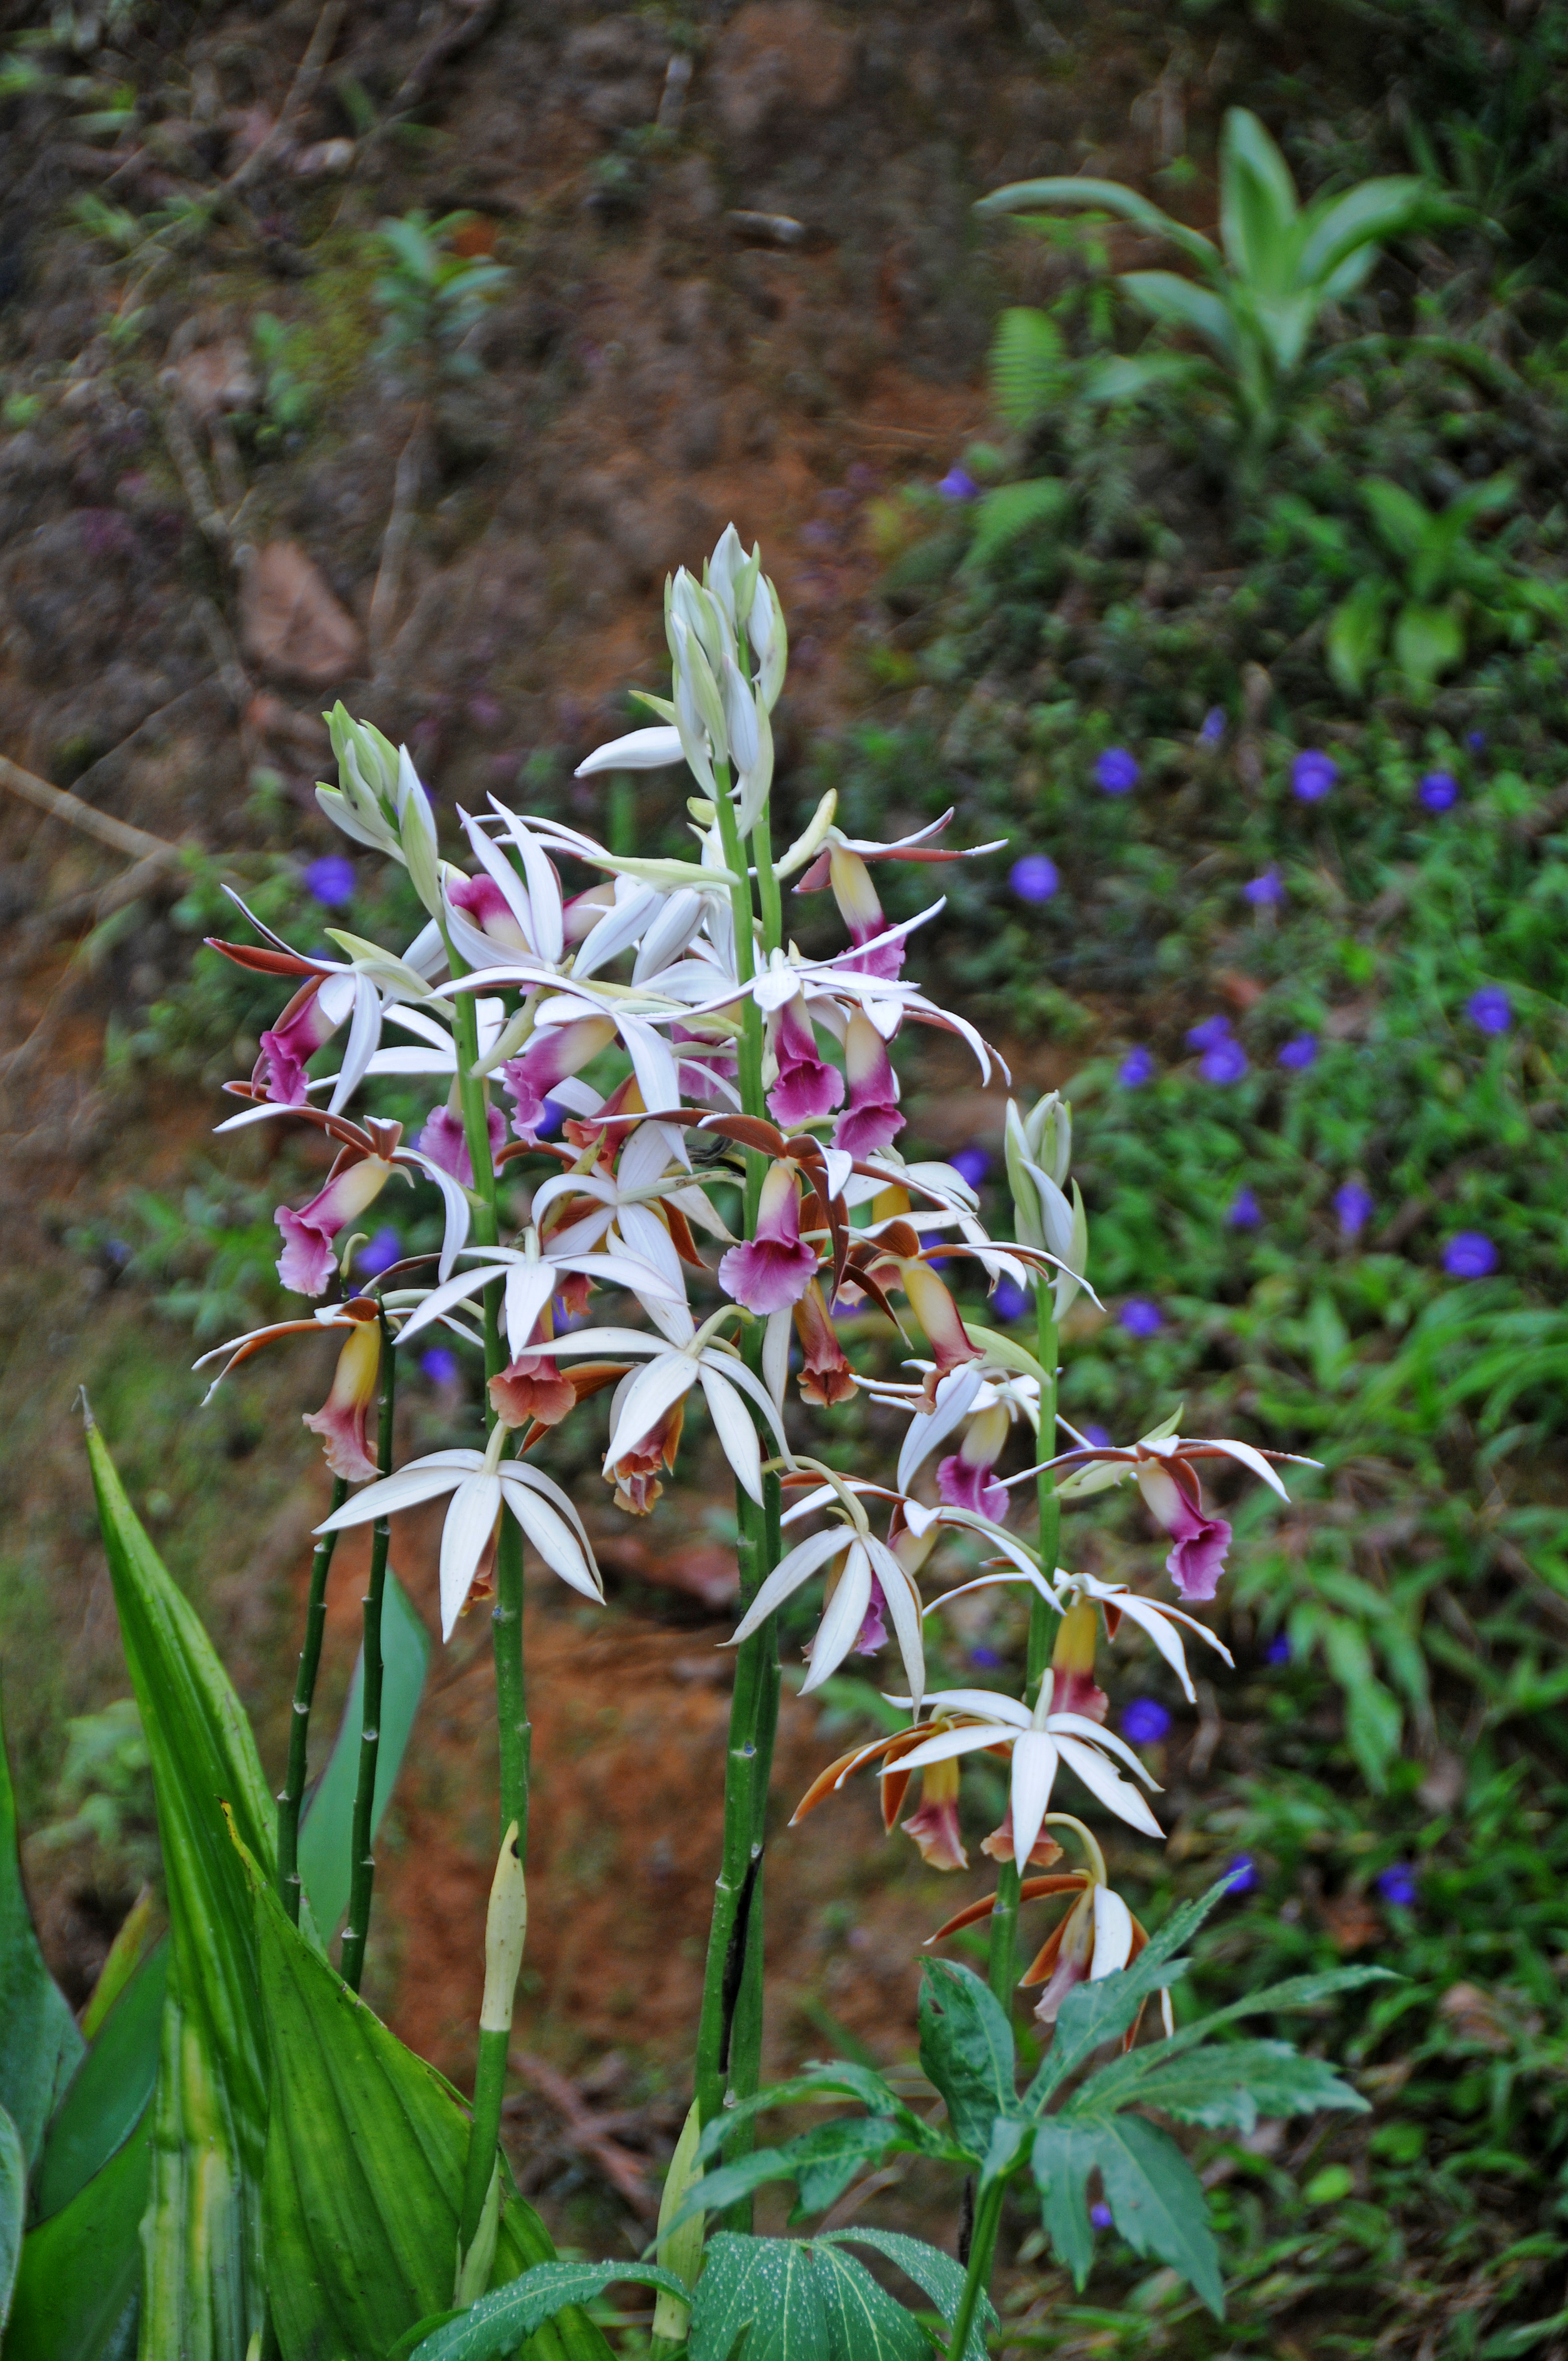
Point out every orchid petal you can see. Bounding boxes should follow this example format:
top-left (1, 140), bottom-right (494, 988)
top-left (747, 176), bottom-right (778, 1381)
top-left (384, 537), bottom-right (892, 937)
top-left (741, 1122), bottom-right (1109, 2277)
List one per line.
top-left (799, 1541), bottom-right (873, 1695)
top-left (440, 1472), bottom-right (503, 1641)
top-left (698, 1363), bottom-right (763, 1505)
top-left (1009, 1730), bottom-right (1059, 1869)
top-left (728, 1523), bottom-right (848, 1646)
top-left (1054, 1737), bottom-right (1164, 1838)
top-left (605, 1352), bottom-right (699, 1467)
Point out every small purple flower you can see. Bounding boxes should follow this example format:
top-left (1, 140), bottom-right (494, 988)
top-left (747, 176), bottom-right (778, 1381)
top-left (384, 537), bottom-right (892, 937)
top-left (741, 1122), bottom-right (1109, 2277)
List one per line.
top-left (1091, 2203), bottom-right (1114, 2231)
top-left (1200, 707), bottom-right (1227, 747)
top-left (1095, 747), bottom-right (1141, 795)
top-left (1466, 985), bottom-right (1512, 1035)
top-left (302, 855), bottom-right (356, 907)
top-left (1118, 1046), bottom-right (1155, 1089)
top-left (1186, 1014), bottom-right (1232, 1053)
top-left (535, 1097), bottom-right (564, 1140)
top-left (1226, 1854), bottom-right (1260, 1895)
top-left (1201, 1038), bottom-right (1249, 1085)
top-left (1418, 770), bottom-right (1459, 814)
top-left (1277, 1034), bottom-right (1318, 1071)
top-left (1228, 1187), bottom-right (1262, 1229)
top-left (1010, 853), bottom-right (1059, 904)
top-left (1121, 1698), bottom-right (1172, 1745)
top-left (1376, 1862), bottom-right (1419, 1908)
top-left (939, 466), bottom-right (979, 501)
top-left (991, 1276), bottom-right (1030, 1321)
top-left (1081, 1424), bottom-right (1113, 1449)
top-left (1244, 867), bottom-right (1284, 907)
top-left (1120, 1298), bottom-right (1162, 1337)
top-left (1443, 1230), bottom-right (1498, 1279)
top-left (970, 1645), bottom-right (1007, 1669)
top-left (951, 1146), bottom-right (990, 1189)
top-left (1467, 730), bottom-right (1487, 752)
top-left (1265, 1633), bottom-right (1291, 1665)
top-left (1335, 1182), bottom-right (1374, 1239)
top-left (355, 1226), bottom-right (402, 1278)
top-left (420, 1346), bottom-right (461, 1385)
top-left (1292, 750), bottom-right (1338, 803)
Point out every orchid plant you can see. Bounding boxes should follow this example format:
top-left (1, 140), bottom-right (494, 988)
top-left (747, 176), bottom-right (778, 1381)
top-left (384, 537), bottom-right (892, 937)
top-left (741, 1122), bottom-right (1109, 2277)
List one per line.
top-left (2, 528), bottom-right (1381, 2361)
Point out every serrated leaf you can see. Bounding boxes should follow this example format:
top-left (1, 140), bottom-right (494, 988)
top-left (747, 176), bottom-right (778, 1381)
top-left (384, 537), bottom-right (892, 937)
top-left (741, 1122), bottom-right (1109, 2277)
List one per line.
top-left (296, 1569), bottom-right (430, 1938)
top-left (0, 1682), bottom-right (83, 2168)
top-left (823, 2228), bottom-right (995, 2361)
top-left (693, 2063), bottom-right (915, 2168)
top-left (404, 2264), bottom-right (689, 2361)
top-left (918, 1959), bottom-right (1020, 2157)
top-left (34, 1934), bottom-right (168, 2219)
top-left (248, 1857), bottom-right (610, 2361)
top-left (3, 2094), bottom-right (151, 2360)
top-left (688, 2234), bottom-right (932, 2361)
top-left (0, 2102), bottom-right (23, 2335)
top-left (86, 1417), bottom-right (275, 2359)
top-left (1095, 2115), bottom-right (1223, 2315)
top-left (1102, 2039), bottom-right (1365, 2131)
top-left (963, 478), bottom-right (1071, 570)
top-left (1030, 2121), bottom-right (1099, 2289)
top-left (989, 307), bottom-right (1065, 429)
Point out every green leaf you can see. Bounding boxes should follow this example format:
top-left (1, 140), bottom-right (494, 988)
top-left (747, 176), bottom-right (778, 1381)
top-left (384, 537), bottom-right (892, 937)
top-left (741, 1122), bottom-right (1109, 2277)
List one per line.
top-left (1030, 2120), bottom-right (1099, 2288)
top-left (989, 307), bottom-right (1065, 429)
top-left (3, 2095), bottom-right (151, 2360)
top-left (1104, 2040), bottom-right (1366, 2131)
top-left (1362, 479), bottom-right (1433, 567)
top-left (1297, 176), bottom-right (1429, 287)
top-left (296, 1569), bottom-right (431, 1938)
top-left (917, 1959), bottom-right (1020, 2156)
top-left (963, 477), bottom-right (1071, 570)
top-left (1119, 271), bottom-right (1240, 366)
top-left (0, 2102), bottom-right (24, 2335)
top-left (1392, 600), bottom-right (1465, 694)
top-left (34, 1934), bottom-right (168, 2219)
top-left (80, 1884), bottom-right (156, 2041)
top-left (0, 1680), bottom-right (83, 2167)
top-left (248, 1857), bottom-right (610, 2361)
top-left (822, 2228), bottom-right (996, 2361)
top-left (86, 1415), bottom-right (275, 2359)
top-left (1081, 351), bottom-right (1212, 405)
top-left (1219, 108), bottom-right (1300, 286)
top-left (687, 2234), bottom-right (931, 2361)
top-left (1024, 1879), bottom-right (1238, 2113)
top-left (693, 2063), bottom-right (917, 2169)
top-left (1326, 581), bottom-right (1389, 696)
top-left (1094, 2114), bottom-right (1223, 2315)
top-left (405, 2264), bottom-right (689, 2361)
top-left (973, 177), bottom-right (1220, 273)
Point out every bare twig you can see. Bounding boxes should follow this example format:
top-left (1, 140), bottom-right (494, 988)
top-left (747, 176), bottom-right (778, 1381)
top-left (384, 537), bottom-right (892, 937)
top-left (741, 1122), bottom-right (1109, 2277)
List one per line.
top-left (0, 754), bottom-right (178, 865)
top-left (368, 420), bottom-right (426, 667)
top-left (389, 0), bottom-right (501, 117)
top-left (505, 2053), bottom-right (658, 2219)
top-left (158, 399), bottom-right (230, 551)
top-left (226, 0), bottom-right (349, 193)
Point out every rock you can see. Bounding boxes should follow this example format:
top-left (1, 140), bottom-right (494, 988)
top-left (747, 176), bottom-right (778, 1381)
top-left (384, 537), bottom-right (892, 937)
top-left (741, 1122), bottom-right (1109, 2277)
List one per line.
top-left (239, 542), bottom-right (363, 688)
top-left (709, 1), bottom-right (854, 142)
top-left (172, 336), bottom-right (258, 420)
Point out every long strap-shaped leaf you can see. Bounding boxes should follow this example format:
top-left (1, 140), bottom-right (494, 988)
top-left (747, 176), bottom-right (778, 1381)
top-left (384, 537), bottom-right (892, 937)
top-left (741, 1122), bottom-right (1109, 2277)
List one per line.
top-left (86, 1415), bottom-right (276, 2360)
top-left (247, 1846), bottom-right (614, 2361)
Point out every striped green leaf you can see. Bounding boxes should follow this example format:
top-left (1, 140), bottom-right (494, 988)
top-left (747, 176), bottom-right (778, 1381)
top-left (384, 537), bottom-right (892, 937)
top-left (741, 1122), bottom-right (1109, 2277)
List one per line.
top-left (3, 2094), bottom-right (151, 2359)
top-left (34, 1934), bottom-right (168, 2219)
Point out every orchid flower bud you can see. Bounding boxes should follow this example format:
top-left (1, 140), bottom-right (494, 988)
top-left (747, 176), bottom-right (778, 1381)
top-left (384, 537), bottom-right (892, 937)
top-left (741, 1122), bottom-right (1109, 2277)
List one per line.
top-left (749, 572), bottom-right (788, 710)
top-left (394, 745), bottom-right (443, 920)
top-left (792, 1281), bottom-right (856, 1405)
top-left (302, 1303), bottom-right (382, 1481)
top-left (705, 522), bottom-right (748, 632)
top-left (721, 650), bottom-right (760, 774)
top-left (319, 705), bottom-right (402, 856)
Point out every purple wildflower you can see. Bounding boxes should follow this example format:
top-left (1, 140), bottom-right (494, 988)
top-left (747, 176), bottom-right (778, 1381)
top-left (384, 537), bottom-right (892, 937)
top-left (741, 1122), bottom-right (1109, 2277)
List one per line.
top-left (1418, 770), bottom-right (1459, 814)
top-left (991, 1277), bottom-right (1030, 1321)
top-left (420, 1346), bottom-right (461, 1385)
top-left (355, 1226), bottom-right (403, 1278)
top-left (1376, 1862), bottom-right (1419, 1908)
top-left (1443, 1231), bottom-right (1498, 1279)
top-left (939, 466), bottom-right (979, 501)
top-left (1467, 730), bottom-right (1487, 752)
top-left (970, 1645), bottom-right (1006, 1669)
top-left (303, 855), bottom-right (356, 907)
top-left (1118, 1046), bottom-right (1155, 1088)
top-left (1277, 1034), bottom-right (1318, 1071)
top-left (1244, 867), bottom-right (1284, 907)
top-left (1228, 1187), bottom-right (1262, 1228)
top-left (1120, 1298), bottom-right (1163, 1337)
top-left (1095, 747), bottom-right (1141, 795)
top-left (1201, 1038), bottom-right (1249, 1084)
top-left (1091, 2203), bottom-right (1115, 2231)
top-left (1335, 1182), bottom-right (1374, 1239)
top-left (1292, 750), bottom-right (1338, 802)
top-left (951, 1146), bottom-right (990, 1189)
top-left (1187, 1014), bottom-right (1232, 1052)
top-left (1466, 985), bottom-right (1512, 1035)
top-left (1265, 1633), bottom-right (1291, 1664)
top-left (1121, 1698), bottom-right (1172, 1745)
top-left (1010, 853), bottom-right (1059, 904)
top-left (1081, 1425), bottom-right (1113, 1449)
top-left (1226, 1854), bottom-right (1260, 1895)
top-left (1200, 707), bottom-right (1227, 747)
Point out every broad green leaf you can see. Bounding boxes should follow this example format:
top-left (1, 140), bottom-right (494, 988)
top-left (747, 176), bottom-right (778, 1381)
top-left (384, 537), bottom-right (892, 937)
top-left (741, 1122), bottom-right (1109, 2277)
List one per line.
top-left (1119, 271), bottom-right (1240, 366)
top-left (1030, 2121), bottom-right (1099, 2288)
top-left (693, 2063), bottom-right (914, 2168)
top-left (1219, 108), bottom-right (1299, 287)
top-left (87, 1416), bottom-right (275, 2360)
top-left (1297, 176), bottom-right (1428, 287)
top-left (3, 2095), bottom-right (151, 2360)
top-left (917, 1959), bottom-right (1020, 2156)
top-left (688, 2233), bottom-right (929, 2361)
top-left (823, 2229), bottom-right (996, 2361)
top-left (963, 478), bottom-right (1071, 570)
top-left (1094, 2115), bottom-right (1223, 2316)
top-left (974, 177), bottom-right (1220, 272)
top-left (34, 1933), bottom-right (168, 2219)
top-left (1392, 600), bottom-right (1465, 693)
top-left (1362, 479), bottom-right (1432, 566)
top-left (0, 2102), bottom-right (23, 2335)
top-left (989, 307), bottom-right (1065, 429)
top-left (405, 2264), bottom-right (689, 2361)
top-left (80, 1884), bottom-right (156, 2041)
top-left (1082, 351), bottom-right (1212, 405)
top-left (1326, 582), bottom-right (1389, 696)
top-left (296, 1569), bottom-right (431, 1938)
top-left (0, 1680), bottom-right (83, 2166)
top-left (249, 1858), bottom-right (610, 2361)
top-left (1087, 1965), bottom-right (1395, 2081)
top-left (1024, 1879), bottom-right (1237, 2112)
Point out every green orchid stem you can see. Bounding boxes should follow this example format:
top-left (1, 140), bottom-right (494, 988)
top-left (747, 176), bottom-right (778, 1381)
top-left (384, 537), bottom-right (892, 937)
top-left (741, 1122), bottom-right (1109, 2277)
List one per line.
top-left (457, 2026), bottom-right (509, 2260)
top-left (993, 1297), bottom-right (1061, 2005)
top-left (339, 1316), bottom-right (397, 1993)
top-left (277, 1476), bottom-right (347, 1923)
top-left (946, 2173), bottom-right (1006, 2361)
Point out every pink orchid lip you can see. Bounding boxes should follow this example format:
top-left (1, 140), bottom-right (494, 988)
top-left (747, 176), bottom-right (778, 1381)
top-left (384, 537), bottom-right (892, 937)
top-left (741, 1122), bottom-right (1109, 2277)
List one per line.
top-left (274, 1152), bottom-right (398, 1297)
top-left (717, 1160), bottom-right (819, 1314)
top-left (418, 1102), bottom-right (508, 1187)
top-left (766, 997), bottom-right (844, 1126)
top-left (936, 1453), bottom-right (1009, 1522)
top-left (302, 1316), bottom-right (382, 1481)
top-left (254, 975), bottom-right (345, 1106)
top-left (500, 1015), bottom-right (616, 1135)
top-left (449, 870), bottom-right (531, 954)
top-left (832, 1010), bottom-right (904, 1155)
top-left (1136, 1463), bottom-right (1233, 1599)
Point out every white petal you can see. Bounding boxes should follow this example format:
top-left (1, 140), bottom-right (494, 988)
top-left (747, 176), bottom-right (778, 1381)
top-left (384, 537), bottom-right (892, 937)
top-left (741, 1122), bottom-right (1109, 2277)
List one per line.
top-left (573, 885), bottom-right (660, 982)
top-left (574, 726), bottom-right (687, 775)
top-left (460, 807), bottom-right (538, 944)
top-left (885, 1723), bottom-right (1016, 1774)
top-left (1054, 1737), bottom-right (1164, 1838)
top-left (888, 1686), bottom-right (1032, 1726)
top-left (696, 1349), bottom-right (792, 1462)
top-left (1046, 1712), bottom-right (1159, 1785)
top-left (822, 1148), bottom-right (853, 1202)
top-left (728, 1522), bottom-right (847, 1647)
top-left (530, 1325), bottom-right (672, 1358)
top-left (698, 1364), bottom-right (762, 1505)
top-left (1009, 1731), bottom-right (1058, 1868)
top-left (604, 1353), bottom-right (698, 1467)
top-left (619, 1013), bottom-right (680, 1115)
top-left (509, 825), bottom-right (566, 967)
top-left (799, 1542), bottom-right (872, 1694)
top-left (867, 1537), bottom-right (924, 1719)
top-left (762, 1307), bottom-right (791, 1411)
top-left (504, 1261), bottom-right (557, 1352)
top-left (896, 1363), bottom-right (984, 1494)
top-left (326, 976), bottom-right (384, 1117)
top-left (614, 1203), bottom-right (685, 1298)
top-left (396, 1264), bottom-right (509, 1347)
top-left (440, 1474), bottom-right (503, 1641)
top-left (569, 1247), bottom-right (684, 1305)
top-left (1185, 1437), bottom-right (1293, 1499)
top-left (500, 1474), bottom-right (601, 1601)
top-left (316, 1455), bottom-right (477, 1530)
top-left (1090, 1885), bottom-right (1134, 1979)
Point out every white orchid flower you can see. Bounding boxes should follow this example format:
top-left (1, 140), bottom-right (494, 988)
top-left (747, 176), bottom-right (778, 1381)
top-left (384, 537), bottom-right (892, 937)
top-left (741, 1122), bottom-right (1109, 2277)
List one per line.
top-left (316, 1424), bottom-right (603, 1640)
top-left (726, 1488), bottom-right (927, 1711)
top-left (393, 1217), bottom-right (686, 1354)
